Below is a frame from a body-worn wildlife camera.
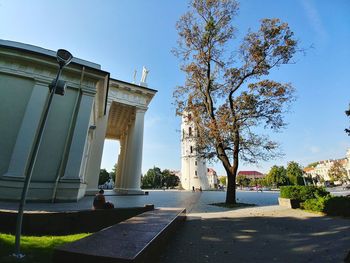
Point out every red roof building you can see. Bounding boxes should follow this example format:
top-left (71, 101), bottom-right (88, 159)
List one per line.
top-left (237, 171), bottom-right (264, 180)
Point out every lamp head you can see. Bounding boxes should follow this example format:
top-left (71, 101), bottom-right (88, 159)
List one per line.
top-left (56, 49), bottom-right (73, 68)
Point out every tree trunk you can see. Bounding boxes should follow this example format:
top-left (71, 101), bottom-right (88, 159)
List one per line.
top-left (225, 169), bottom-right (236, 204)
top-left (225, 130), bottom-right (240, 204)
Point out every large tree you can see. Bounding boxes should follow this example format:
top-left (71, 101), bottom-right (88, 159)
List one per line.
top-left (141, 167), bottom-right (163, 189)
top-left (98, 169), bottom-right (110, 186)
top-left (265, 165), bottom-right (289, 187)
top-left (174, 0), bottom-right (298, 203)
top-left (286, 161), bottom-right (304, 185)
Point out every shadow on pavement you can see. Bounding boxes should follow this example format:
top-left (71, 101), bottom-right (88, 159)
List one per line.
top-left (157, 214), bottom-right (350, 263)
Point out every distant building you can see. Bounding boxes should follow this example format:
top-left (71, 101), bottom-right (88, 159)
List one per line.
top-left (237, 171), bottom-right (264, 181)
top-left (346, 149), bottom-right (350, 178)
top-left (207, 168), bottom-right (218, 189)
top-left (304, 149), bottom-right (350, 185)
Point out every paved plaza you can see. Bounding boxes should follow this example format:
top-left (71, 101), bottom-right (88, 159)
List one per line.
top-left (0, 190), bottom-right (279, 212)
top-left (0, 190), bottom-right (349, 262)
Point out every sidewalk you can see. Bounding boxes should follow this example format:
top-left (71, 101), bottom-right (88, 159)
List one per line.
top-left (158, 205), bottom-right (350, 263)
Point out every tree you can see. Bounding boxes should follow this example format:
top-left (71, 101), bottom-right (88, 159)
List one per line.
top-left (346, 104), bottom-right (350, 135)
top-left (305, 162), bottom-right (318, 169)
top-left (286, 161), bottom-right (304, 185)
top-left (236, 175), bottom-right (250, 188)
top-left (98, 169), bottom-right (110, 186)
top-left (162, 169), bottom-right (180, 188)
top-left (141, 167), bottom-right (163, 189)
top-left (328, 160), bottom-right (348, 184)
top-left (265, 165), bottom-right (288, 187)
top-left (218, 176), bottom-right (227, 186)
top-left (109, 164), bottom-right (117, 183)
top-left (174, 0), bottom-right (298, 203)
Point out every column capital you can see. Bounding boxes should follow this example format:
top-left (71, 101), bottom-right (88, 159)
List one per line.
top-left (135, 107), bottom-right (147, 114)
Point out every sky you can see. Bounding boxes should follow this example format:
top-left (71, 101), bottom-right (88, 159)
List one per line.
top-left (0, 0), bottom-right (349, 176)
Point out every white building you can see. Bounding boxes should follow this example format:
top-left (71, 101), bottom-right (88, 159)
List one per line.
top-left (304, 148), bottom-right (350, 185)
top-left (346, 149), bottom-right (350, 178)
top-left (0, 40), bottom-right (156, 201)
top-left (180, 112), bottom-right (209, 190)
top-left (207, 168), bottom-right (219, 189)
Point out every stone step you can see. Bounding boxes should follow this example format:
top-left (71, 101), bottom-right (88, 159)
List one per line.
top-left (53, 207), bottom-right (186, 263)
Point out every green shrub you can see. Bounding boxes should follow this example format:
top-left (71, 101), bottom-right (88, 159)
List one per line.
top-left (301, 195), bottom-right (330, 212)
top-left (280, 186), bottom-right (329, 201)
top-left (301, 195), bottom-right (350, 217)
top-left (324, 196), bottom-right (350, 217)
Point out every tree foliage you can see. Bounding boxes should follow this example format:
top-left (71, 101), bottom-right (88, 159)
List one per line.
top-left (162, 169), bottom-right (181, 188)
top-left (218, 176), bottom-right (227, 186)
top-left (305, 162), bottom-right (318, 168)
top-left (109, 164), bottom-right (117, 183)
top-left (174, 0), bottom-right (298, 203)
top-left (236, 174), bottom-right (250, 188)
top-left (141, 167), bottom-right (180, 189)
top-left (99, 169), bottom-right (110, 186)
top-left (328, 160), bottom-right (348, 184)
top-left (265, 165), bottom-right (288, 187)
top-left (286, 161), bottom-right (304, 185)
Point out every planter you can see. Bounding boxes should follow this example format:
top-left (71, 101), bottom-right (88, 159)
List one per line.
top-left (278, 197), bottom-right (301, 209)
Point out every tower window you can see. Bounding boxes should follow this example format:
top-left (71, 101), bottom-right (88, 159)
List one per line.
top-left (195, 161), bottom-right (197, 166)
top-left (195, 171), bottom-right (197, 176)
top-left (190, 146), bottom-right (193, 153)
top-left (188, 114), bottom-right (192, 120)
top-left (189, 127), bottom-right (192, 137)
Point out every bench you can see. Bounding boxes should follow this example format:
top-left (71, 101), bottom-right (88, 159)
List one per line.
top-left (53, 207), bottom-right (186, 263)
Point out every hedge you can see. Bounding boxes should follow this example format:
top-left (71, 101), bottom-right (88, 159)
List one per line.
top-left (324, 196), bottom-right (350, 217)
top-left (281, 186), bottom-right (350, 217)
top-left (280, 185), bottom-right (329, 201)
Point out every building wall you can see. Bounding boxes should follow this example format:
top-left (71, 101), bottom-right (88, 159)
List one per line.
top-left (180, 113), bottom-right (209, 190)
top-left (32, 88), bottom-right (79, 181)
top-left (207, 169), bottom-right (218, 189)
top-left (0, 41), bottom-right (108, 201)
top-left (0, 73), bottom-right (33, 176)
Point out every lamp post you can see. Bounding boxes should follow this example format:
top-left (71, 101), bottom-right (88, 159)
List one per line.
top-left (12, 49), bottom-right (73, 258)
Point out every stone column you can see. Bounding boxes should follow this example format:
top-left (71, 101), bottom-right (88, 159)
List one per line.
top-left (62, 92), bottom-right (94, 181)
top-left (115, 134), bottom-right (127, 189)
top-left (3, 81), bottom-right (48, 178)
top-left (123, 108), bottom-right (146, 192)
top-left (84, 103), bottom-right (111, 193)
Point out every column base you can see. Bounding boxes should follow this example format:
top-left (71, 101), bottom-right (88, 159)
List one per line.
top-left (0, 178), bottom-right (86, 202)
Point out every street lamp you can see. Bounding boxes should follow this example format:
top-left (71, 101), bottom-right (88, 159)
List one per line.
top-left (12, 49), bottom-right (73, 259)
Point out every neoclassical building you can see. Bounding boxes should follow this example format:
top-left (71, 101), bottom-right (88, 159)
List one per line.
top-left (0, 40), bottom-right (156, 201)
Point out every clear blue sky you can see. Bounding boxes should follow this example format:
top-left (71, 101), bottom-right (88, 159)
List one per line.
top-left (1, 0), bottom-right (349, 176)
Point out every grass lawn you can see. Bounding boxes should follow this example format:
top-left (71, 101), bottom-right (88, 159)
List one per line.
top-left (0, 233), bottom-right (90, 263)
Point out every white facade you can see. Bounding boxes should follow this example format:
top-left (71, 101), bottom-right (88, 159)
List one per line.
top-left (0, 40), bottom-right (156, 201)
top-left (304, 148), bottom-right (350, 185)
top-left (180, 112), bottom-right (209, 190)
top-left (346, 149), bottom-right (350, 178)
top-left (207, 168), bottom-right (219, 189)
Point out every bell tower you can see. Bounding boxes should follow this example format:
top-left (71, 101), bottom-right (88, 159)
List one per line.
top-left (180, 112), bottom-right (209, 190)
